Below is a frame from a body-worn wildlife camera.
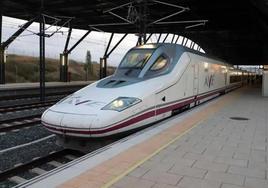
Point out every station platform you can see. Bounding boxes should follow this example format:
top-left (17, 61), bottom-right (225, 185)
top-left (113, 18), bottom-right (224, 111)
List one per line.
top-left (0, 81), bottom-right (94, 90)
top-left (21, 86), bottom-right (268, 188)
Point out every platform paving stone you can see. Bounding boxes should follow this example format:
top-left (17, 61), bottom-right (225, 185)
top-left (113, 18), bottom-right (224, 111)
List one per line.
top-left (244, 177), bottom-right (268, 188)
top-left (227, 166), bottom-right (265, 179)
top-left (161, 156), bottom-right (196, 166)
top-left (113, 176), bottom-right (155, 188)
top-left (177, 176), bottom-right (221, 188)
top-left (193, 159), bottom-right (228, 172)
top-left (213, 156), bottom-right (248, 167)
top-left (205, 171), bottom-right (245, 186)
top-left (152, 183), bottom-right (181, 188)
top-left (169, 164), bottom-right (207, 179)
top-left (221, 183), bottom-right (245, 188)
top-left (141, 170), bottom-right (183, 185)
top-left (114, 88), bottom-right (268, 188)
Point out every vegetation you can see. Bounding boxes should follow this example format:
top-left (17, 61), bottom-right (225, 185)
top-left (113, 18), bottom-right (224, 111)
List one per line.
top-left (5, 54), bottom-right (116, 83)
top-left (84, 50), bottom-right (96, 81)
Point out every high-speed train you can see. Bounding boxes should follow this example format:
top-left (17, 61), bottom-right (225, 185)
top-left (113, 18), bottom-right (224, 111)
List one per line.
top-left (42, 43), bottom-right (244, 140)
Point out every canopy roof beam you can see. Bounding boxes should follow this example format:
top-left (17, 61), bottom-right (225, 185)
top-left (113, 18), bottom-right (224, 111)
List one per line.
top-left (66, 30), bottom-right (91, 54)
top-left (1, 17), bottom-right (36, 48)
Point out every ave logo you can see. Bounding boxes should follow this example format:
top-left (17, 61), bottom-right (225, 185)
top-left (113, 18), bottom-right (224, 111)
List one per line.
top-left (204, 74), bottom-right (215, 88)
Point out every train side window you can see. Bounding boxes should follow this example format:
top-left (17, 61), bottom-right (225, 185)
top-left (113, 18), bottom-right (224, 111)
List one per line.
top-left (145, 54), bottom-right (170, 78)
top-left (150, 55), bottom-right (169, 71)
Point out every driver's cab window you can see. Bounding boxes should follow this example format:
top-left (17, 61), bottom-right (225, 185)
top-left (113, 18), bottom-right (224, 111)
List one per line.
top-left (145, 54), bottom-right (169, 77)
top-left (119, 49), bottom-right (153, 69)
top-left (117, 49), bottom-right (154, 78)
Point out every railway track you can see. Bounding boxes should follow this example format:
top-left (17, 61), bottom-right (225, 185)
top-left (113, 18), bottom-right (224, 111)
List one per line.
top-left (0, 100), bottom-right (57, 113)
top-left (0, 98), bottom-right (60, 132)
top-left (0, 115), bottom-right (41, 133)
top-left (0, 149), bottom-right (84, 187)
top-left (0, 83), bottom-right (89, 101)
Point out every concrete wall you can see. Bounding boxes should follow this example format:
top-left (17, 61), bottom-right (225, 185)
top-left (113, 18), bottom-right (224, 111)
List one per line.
top-left (262, 70), bottom-right (268, 96)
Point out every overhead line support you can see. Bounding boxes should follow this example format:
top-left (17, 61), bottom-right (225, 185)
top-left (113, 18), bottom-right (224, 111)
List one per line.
top-left (100, 33), bottom-right (128, 79)
top-left (145, 33), bottom-right (152, 44)
top-left (175, 35), bottom-right (180, 44)
top-left (0, 17), bottom-right (36, 84)
top-left (39, 16), bottom-right (46, 101)
top-left (60, 26), bottom-right (72, 82)
top-left (162, 33), bottom-right (169, 43)
top-left (67, 30), bottom-right (91, 54)
top-left (171, 34), bottom-right (175, 43)
top-left (1, 18), bottom-right (36, 48)
top-left (0, 10), bottom-right (3, 84)
top-left (157, 33), bottom-right (162, 43)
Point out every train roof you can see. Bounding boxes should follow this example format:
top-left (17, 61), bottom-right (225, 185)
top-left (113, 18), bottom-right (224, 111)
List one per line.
top-left (133, 43), bottom-right (232, 66)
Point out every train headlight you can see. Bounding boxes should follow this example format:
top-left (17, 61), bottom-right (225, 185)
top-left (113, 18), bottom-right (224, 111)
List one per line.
top-left (102, 97), bottom-right (141, 112)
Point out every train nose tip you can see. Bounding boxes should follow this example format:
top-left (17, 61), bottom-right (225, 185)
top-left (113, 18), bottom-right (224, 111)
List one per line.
top-left (41, 109), bottom-right (64, 127)
top-left (60, 113), bottom-right (97, 129)
top-left (41, 109), bottom-right (98, 136)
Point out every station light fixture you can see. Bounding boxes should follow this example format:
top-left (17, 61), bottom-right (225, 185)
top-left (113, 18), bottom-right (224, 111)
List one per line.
top-left (204, 62), bottom-right (209, 69)
top-left (4, 49), bottom-right (7, 64)
top-left (100, 58), bottom-right (105, 68)
top-left (61, 55), bottom-right (65, 66)
top-left (221, 66), bottom-right (227, 73)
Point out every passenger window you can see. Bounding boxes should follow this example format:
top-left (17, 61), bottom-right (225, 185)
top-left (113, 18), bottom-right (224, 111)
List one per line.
top-left (150, 55), bottom-right (169, 71)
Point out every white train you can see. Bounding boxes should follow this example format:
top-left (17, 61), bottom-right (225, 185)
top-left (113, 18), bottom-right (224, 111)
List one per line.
top-left (42, 43), bottom-right (244, 140)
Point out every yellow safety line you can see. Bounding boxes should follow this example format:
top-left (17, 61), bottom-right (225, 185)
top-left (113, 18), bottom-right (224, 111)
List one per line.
top-left (101, 118), bottom-right (205, 188)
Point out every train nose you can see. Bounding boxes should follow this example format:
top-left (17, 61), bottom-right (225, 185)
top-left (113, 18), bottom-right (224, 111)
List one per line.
top-left (41, 109), bottom-right (97, 137)
top-left (60, 113), bottom-right (97, 130)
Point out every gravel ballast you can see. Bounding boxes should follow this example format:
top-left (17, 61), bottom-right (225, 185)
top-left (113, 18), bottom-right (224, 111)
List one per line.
top-left (0, 125), bottom-right (52, 151)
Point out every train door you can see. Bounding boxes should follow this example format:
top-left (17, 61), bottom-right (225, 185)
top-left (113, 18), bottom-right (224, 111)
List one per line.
top-left (193, 62), bottom-right (199, 96)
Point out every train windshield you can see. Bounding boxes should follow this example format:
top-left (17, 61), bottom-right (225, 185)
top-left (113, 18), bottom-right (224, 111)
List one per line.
top-left (119, 49), bottom-right (153, 69)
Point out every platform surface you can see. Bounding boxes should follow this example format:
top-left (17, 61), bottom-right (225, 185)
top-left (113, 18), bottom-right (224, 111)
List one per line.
top-left (24, 87), bottom-right (268, 188)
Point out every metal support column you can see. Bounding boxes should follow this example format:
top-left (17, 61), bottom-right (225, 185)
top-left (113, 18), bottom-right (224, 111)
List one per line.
top-left (0, 47), bottom-right (6, 84)
top-left (190, 41), bottom-right (193, 48)
top-left (0, 16), bottom-right (35, 84)
top-left (2, 18), bottom-right (36, 48)
top-left (135, 0), bottom-right (147, 46)
top-left (171, 34), bottom-right (175, 43)
top-left (100, 57), bottom-right (107, 79)
top-left (181, 37), bottom-right (185, 45)
top-left (157, 33), bottom-right (162, 43)
top-left (62, 30), bottom-right (90, 82)
top-left (137, 35), bottom-right (143, 46)
top-left (60, 53), bottom-right (69, 82)
top-left (145, 33), bottom-right (152, 44)
top-left (67, 30), bottom-right (91, 54)
top-left (100, 33), bottom-right (114, 79)
top-left (162, 33), bottom-right (169, 43)
top-left (0, 13), bottom-right (4, 84)
top-left (39, 18), bottom-right (46, 101)
top-left (184, 38), bottom-right (188, 46)
top-left (0, 9), bottom-right (1, 43)
top-left (106, 34), bottom-right (127, 58)
top-left (60, 27), bottom-right (72, 82)
top-left (100, 33), bottom-right (127, 79)
top-left (175, 35), bottom-right (179, 44)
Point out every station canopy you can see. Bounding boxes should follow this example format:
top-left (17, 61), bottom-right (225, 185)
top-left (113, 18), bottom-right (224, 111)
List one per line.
top-left (1, 0), bottom-right (268, 65)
